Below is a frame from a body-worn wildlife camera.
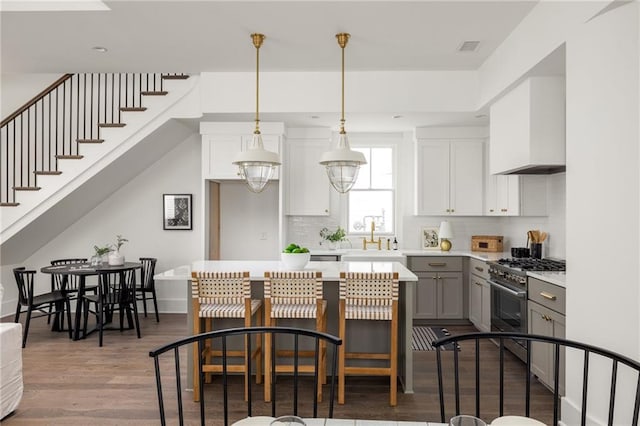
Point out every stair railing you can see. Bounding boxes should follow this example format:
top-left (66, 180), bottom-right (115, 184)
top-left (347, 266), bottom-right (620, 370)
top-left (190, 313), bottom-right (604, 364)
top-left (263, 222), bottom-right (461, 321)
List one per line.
top-left (0, 73), bottom-right (186, 206)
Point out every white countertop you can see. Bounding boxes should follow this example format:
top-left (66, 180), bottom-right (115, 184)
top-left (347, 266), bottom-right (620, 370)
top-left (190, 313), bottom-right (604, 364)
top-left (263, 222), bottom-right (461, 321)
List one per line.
top-left (154, 260), bottom-right (418, 282)
top-left (311, 248), bottom-right (510, 262)
top-left (527, 271), bottom-right (566, 288)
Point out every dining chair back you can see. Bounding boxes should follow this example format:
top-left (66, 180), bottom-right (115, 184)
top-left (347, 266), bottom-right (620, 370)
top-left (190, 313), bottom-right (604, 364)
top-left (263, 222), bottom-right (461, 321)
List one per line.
top-left (432, 331), bottom-right (640, 426)
top-left (136, 257), bottom-right (159, 321)
top-left (82, 267), bottom-right (141, 346)
top-left (149, 326), bottom-right (342, 426)
top-left (49, 258), bottom-right (94, 327)
top-left (13, 267), bottom-right (72, 347)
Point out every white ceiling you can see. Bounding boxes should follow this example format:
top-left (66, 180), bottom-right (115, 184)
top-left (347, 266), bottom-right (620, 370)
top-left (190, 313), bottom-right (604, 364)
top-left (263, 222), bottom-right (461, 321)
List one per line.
top-left (1, 0), bottom-right (543, 129)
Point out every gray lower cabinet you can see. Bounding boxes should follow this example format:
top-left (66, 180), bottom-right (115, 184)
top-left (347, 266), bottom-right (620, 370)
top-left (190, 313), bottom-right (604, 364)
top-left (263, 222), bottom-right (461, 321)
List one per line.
top-left (468, 258), bottom-right (491, 332)
top-left (408, 256), bottom-right (463, 320)
top-left (528, 277), bottom-right (566, 394)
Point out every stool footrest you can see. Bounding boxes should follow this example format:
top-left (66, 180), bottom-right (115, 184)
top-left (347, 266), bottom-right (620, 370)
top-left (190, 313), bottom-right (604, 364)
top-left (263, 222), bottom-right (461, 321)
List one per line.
top-left (345, 352), bottom-right (390, 361)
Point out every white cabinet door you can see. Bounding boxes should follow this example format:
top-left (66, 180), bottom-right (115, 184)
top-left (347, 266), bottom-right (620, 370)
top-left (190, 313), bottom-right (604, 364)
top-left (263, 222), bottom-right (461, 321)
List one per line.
top-left (416, 139), bottom-right (484, 216)
top-left (415, 140), bottom-right (451, 215)
top-left (203, 135), bottom-right (243, 180)
top-left (286, 139), bottom-right (330, 216)
top-left (450, 140), bottom-right (484, 215)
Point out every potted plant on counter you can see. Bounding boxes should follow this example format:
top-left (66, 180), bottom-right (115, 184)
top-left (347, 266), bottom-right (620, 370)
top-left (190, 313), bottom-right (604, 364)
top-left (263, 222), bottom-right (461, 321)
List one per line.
top-left (320, 226), bottom-right (348, 250)
top-left (108, 235), bottom-right (128, 266)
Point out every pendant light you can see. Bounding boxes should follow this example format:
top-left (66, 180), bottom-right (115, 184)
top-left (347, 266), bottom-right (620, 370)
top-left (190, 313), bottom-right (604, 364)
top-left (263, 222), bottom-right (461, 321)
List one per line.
top-left (232, 33), bottom-right (281, 193)
top-left (319, 33), bottom-right (367, 193)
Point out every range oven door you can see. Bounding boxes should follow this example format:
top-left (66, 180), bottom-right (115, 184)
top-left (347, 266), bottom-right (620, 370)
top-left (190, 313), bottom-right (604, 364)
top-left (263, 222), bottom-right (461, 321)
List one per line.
top-left (488, 278), bottom-right (528, 361)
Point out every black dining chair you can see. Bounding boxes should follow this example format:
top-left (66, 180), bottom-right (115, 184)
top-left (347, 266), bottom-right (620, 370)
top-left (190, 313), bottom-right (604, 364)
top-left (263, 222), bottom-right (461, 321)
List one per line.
top-left (433, 331), bottom-right (640, 426)
top-left (149, 326), bottom-right (342, 426)
top-left (82, 268), bottom-right (141, 347)
top-left (13, 267), bottom-right (72, 347)
top-left (135, 257), bottom-right (159, 322)
top-left (48, 258), bottom-right (97, 327)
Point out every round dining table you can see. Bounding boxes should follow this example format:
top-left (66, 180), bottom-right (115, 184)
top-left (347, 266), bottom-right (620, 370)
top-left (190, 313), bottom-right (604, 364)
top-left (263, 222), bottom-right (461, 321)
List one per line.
top-left (40, 261), bottom-right (142, 341)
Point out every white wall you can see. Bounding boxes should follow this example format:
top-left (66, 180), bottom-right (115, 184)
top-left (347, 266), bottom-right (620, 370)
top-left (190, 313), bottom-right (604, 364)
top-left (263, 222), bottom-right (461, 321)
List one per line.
top-left (0, 133), bottom-right (202, 317)
top-left (563, 4), bottom-right (639, 424)
top-left (1, 73), bottom-right (63, 116)
top-left (219, 181), bottom-right (280, 260)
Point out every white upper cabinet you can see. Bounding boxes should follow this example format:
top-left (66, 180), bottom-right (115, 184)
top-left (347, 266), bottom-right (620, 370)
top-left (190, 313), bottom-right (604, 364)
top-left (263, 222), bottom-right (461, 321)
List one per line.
top-left (485, 141), bottom-right (548, 216)
top-left (285, 128), bottom-right (331, 216)
top-left (415, 128), bottom-right (484, 216)
top-left (489, 76), bottom-right (565, 175)
top-left (200, 122), bottom-right (284, 180)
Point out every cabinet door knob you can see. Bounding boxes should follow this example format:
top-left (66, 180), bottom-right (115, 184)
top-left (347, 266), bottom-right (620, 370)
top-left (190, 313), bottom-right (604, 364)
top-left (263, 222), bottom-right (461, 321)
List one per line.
top-left (324, 209), bottom-right (329, 213)
top-left (501, 208), bottom-right (508, 212)
top-left (489, 209), bottom-right (494, 212)
top-left (451, 209), bottom-right (455, 213)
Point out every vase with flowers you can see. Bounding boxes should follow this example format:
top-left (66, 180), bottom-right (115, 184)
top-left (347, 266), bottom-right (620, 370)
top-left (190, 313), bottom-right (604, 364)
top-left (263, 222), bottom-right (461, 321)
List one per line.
top-left (91, 245), bottom-right (111, 266)
top-left (108, 235), bottom-right (128, 266)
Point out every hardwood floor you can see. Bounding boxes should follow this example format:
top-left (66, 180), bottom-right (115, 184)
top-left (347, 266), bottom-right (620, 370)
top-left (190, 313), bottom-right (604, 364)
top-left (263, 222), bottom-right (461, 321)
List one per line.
top-left (2, 315), bottom-right (555, 425)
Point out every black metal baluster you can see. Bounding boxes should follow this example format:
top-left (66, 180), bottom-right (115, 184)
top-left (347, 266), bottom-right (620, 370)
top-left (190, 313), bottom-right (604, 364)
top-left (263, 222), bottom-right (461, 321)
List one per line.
top-left (90, 74), bottom-right (94, 140)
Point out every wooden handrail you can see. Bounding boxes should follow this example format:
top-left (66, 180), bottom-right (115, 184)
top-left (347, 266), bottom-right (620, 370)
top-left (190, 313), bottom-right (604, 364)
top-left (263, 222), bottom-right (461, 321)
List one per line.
top-left (0, 73), bottom-right (73, 127)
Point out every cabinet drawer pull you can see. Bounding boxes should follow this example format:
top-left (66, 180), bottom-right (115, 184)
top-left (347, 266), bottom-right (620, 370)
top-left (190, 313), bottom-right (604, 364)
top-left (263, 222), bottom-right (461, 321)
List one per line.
top-left (475, 281), bottom-right (483, 287)
top-left (542, 314), bottom-right (552, 322)
top-left (540, 292), bottom-right (557, 301)
top-left (474, 266), bottom-right (484, 272)
top-left (428, 262), bottom-right (446, 267)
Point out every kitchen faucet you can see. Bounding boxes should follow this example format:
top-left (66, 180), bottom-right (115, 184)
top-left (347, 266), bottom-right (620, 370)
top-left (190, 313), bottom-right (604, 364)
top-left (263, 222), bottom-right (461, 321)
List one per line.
top-left (362, 220), bottom-right (382, 250)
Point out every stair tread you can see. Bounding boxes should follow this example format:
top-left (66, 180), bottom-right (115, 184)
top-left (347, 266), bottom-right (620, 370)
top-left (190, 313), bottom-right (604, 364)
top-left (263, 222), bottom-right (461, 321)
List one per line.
top-left (77, 139), bottom-right (104, 143)
top-left (141, 91), bottom-right (168, 96)
top-left (34, 171), bottom-right (62, 175)
top-left (56, 155), bottom-right (84, 159)
top-left (120, 107), bottom-right (147, 112)
top-left (0, 203), bottom-right (20, 207)
top-left (98, 123), bottom-right (126, 128)
top-left (162, 74), bottom-right (189, 80)
top-left (13, 186), bottom-right (41, 191)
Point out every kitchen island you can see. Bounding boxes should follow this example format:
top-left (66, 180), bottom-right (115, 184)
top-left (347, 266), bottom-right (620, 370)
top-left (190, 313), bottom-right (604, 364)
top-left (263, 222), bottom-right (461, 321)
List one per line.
top-left (155, 260), bottom-right (418, 392)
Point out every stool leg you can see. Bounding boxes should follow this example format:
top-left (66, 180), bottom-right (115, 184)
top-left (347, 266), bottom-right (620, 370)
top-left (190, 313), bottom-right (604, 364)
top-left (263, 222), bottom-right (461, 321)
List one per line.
top-left (390, 303), bottom-right (398, 407)
top-left (244, 310), bottom-right (252, 401)
top-left (264, 313), bottom-right (273, 402)
top-left (255, 306), bottom-right (263, 385)
top-left (338, 300), bottom-right (346, 405)
top-left (193, 302), bottom-right (201, 402)
top-left (204, 318), bottom-right (213, 384)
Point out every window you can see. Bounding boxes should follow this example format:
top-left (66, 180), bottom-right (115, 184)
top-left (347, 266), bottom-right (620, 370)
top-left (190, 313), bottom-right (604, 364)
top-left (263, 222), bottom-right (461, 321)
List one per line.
top-left (348, 147), bottom-right (394, 235)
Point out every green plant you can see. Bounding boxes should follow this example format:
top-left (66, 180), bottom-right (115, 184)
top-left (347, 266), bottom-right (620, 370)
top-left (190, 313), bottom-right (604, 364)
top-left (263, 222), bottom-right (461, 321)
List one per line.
top-left (320, 226), bottom-right (347, 242)
top-left (94, 245), bottom-right (111, 257)
top-left (113, 234), bottom-right (128, 251)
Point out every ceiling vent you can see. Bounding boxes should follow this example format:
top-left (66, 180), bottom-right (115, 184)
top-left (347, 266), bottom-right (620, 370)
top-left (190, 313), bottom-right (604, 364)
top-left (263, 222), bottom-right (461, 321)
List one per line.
top-left (458, 41), bottom-right (480, 52)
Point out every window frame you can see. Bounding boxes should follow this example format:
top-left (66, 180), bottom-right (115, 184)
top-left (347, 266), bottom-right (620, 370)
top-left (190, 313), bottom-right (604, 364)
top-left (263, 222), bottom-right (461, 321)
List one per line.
top-left (343, 138), bottom-right (397, 238)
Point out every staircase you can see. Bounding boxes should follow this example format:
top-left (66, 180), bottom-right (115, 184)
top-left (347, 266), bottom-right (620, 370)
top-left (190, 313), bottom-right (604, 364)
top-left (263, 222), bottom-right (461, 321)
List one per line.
top-left (0, 73), bottom-right (198, 248)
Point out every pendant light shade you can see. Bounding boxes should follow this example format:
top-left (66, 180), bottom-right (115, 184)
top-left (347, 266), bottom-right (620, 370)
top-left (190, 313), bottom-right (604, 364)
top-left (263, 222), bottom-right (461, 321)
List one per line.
top-left (232, 33), bottom-right (280, 193)
top-left (319, 33), bottom-right (366, 194)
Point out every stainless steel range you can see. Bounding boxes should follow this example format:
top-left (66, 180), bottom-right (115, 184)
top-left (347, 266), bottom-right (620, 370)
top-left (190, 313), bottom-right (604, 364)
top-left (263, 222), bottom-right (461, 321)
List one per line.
top-left (488, 257), bottom-right (566, 360)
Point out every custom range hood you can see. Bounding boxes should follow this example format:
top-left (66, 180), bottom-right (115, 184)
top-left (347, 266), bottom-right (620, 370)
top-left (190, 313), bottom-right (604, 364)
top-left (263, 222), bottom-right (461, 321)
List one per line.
top-left (489, 76), bottom-right (566, 175)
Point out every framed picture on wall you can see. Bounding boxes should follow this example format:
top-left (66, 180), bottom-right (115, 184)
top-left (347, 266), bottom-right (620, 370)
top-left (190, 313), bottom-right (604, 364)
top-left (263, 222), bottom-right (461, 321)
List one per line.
top-left (421, 226), bottom-right (440, 250)
top-left (163, 194), bottom-right (192, 230)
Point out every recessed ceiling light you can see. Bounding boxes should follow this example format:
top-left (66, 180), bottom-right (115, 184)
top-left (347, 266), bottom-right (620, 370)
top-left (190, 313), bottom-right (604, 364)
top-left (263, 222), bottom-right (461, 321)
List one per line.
top-left (392, 115), bottom-right (403, 119)
top-left (458, 41), bottom-right (480, 52)
top-left (92, 46), bottom-right (108, 53)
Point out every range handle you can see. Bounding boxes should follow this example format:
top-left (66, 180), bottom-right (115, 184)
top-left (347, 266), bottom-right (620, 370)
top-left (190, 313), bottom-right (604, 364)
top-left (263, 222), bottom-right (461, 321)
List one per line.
top-left (488, 279), bottom-right (527, 298)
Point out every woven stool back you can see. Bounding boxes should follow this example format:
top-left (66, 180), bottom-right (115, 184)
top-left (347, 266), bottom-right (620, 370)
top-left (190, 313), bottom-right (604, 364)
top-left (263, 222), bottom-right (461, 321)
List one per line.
top-left (264, 271), bottom-right (323, 305)
top-left (192, 271), bottom-right (250, 304)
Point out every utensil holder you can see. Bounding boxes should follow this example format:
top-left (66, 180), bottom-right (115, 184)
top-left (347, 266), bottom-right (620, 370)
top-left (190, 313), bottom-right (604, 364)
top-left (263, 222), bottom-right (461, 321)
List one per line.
top-left (530, 243), bottom-right (542, 259)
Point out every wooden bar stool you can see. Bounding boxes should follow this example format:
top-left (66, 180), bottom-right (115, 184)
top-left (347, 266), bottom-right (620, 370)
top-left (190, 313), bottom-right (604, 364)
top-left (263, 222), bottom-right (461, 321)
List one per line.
top-left (338, 271), bottom-right (399, 406)
top-left (191, 271), bottom-right (263, 402)
top-left (263, 271), bottom-right (327, 403)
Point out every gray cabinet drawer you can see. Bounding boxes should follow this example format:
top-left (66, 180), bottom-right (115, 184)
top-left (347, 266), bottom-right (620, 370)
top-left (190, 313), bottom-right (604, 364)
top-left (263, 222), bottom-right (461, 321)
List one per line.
top-left (408, 256), bottom-right (462, 272)
top-left (528, 277), bottom-right (566, 315)
top-left (469, 258), bottom-right (489, 280)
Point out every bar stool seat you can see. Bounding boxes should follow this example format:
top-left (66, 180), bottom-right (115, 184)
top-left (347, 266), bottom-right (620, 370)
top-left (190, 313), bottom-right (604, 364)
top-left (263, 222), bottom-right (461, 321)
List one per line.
top-left (263, 270), bottom-right (327, 403)
top-left (191, 271), bottom-right (263, 403)
top-left (338, 271), bottom-right (399, 407)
